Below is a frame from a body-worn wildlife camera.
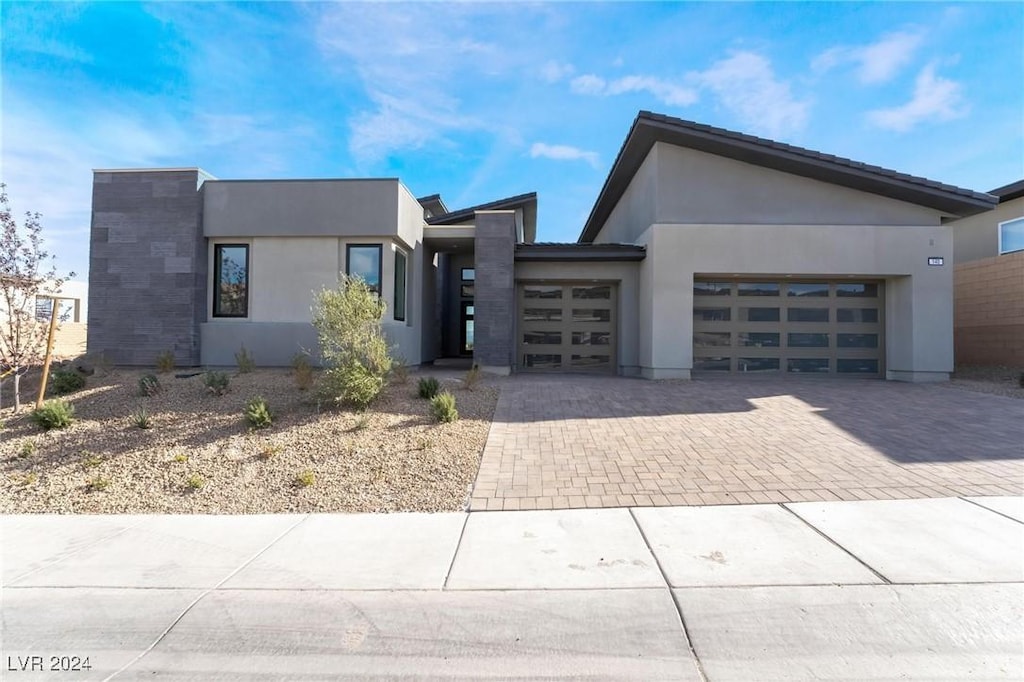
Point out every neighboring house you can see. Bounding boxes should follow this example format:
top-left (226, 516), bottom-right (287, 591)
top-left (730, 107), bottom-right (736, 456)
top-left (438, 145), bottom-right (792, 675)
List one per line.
top-left (949, 180), bottom-right (1024, 366)
top-left (0, 279), bottom-right (88, 359)
top-left (87, 111), bottom-right (998, 381)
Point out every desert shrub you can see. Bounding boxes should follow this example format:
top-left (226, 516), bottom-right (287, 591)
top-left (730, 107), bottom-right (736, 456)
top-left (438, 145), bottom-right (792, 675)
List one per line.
top-left (292, 352), bottom-right (315, 391)
top-left (50, 369), bottom-right (86, 395)
top-left (389, 357), bottom-right (410, 385)
top-left (418, 376), bottom-right (440, 399)
top-left (351, 414), bottom-right (370, 431)
top-left (312, 275), bottom-right (393, 408)
top-left (257, 444), bottom-right (282, 460)
top-left (131, 407), bottom-right (151, 429)
top-left (320, 362), bottom-right (384, 410)
top-left (81, 451), bottom-right (104, 469)
top-left (18, 441), bottom-right (36, 459)
top-left (430, 391), bottom-right (459, 423)
top-left (31, 399), bottom-right (75, 430)
top-left (235, 345), bottom-right (255, 374)
top-left (87, 476), bottom-right (111, 492)
top-left (186, 473), bottom-right (205, 490)
top-left (294, 469), bottom-right (315, 487)
top-left (20, 472), bottom-right (38, 486)
top-left (204, 371), bottom-right (230, 396)
top-left (139, 374), bottom-right (161, 397)
top-left (245, 395), bottom-right (273, 428)
top-left (463, 365), bottom-right (481, 391)
top-left (155, 350), bottom-right (175, 373)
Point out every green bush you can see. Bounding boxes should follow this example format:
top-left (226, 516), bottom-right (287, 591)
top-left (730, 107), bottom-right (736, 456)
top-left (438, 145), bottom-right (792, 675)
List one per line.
top-left (235, 345), bottom-right (255, 374)
top-left (463, 366), bottom-right (481, 391)
top-left (131, 407), bottom-right (151, 429)
top-left (50, 369), bottom-right (86, 395)
top-left (155, 350), bottom-right (175, 373)
top-left (31, 399), bottom-right (75, 430)
top-left (418, 376), bottom-right (440, 399)
top-left (320, 362), bottom-right (384, 410)
top-left (430, 391), bottom-right (459, 423)
top-left (139, 374), bottom-right (161, 397)
top-left (294, 469), bottom-right (315, 487)
top-left (245, 395), bottom-right (273, 429)
top-left (204, 371), bottom-right (230, 396)
top-left (186, 473), bottom-right (205, 490)
top-left (312, 275), bottom-right (393, 408)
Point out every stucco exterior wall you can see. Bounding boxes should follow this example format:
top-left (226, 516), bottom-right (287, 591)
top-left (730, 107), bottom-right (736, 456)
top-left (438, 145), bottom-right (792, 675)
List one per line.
top-left (637, 223), bottom-right (954, 381)
top-left (202, 180), bottom-right (401, 237)
top-left (200, 235), bottom-right (424, 367)
top-left (951, 195), bottom-right (1024, 263)
top-left (514, 260), bottom-right (642, 375)
top-left (652, 143), bottom-right (944, 227)
top-left (954, 251), bottom-right (1024, 366)
top-left (594, 146), bottom-right (659, 245)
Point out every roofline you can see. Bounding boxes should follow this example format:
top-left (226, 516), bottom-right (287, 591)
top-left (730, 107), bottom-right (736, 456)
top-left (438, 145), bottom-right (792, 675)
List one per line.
top-left (94, 167), bottom-right (211, 174)
top-left (203, 177), bottom-right (400, 183)
top-left (579, 111), bottom-right (998, 242)
top-left (991, 179), bottom-right (1024, 202)
top-left (427, 191), bottom-right (537, 225)
top-left (515, 243), bottom-right (646, 262)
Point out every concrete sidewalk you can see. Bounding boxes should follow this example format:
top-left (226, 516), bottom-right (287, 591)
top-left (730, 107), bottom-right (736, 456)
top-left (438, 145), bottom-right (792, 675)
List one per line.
top-left (3, 496), bottom-right (1022, 680)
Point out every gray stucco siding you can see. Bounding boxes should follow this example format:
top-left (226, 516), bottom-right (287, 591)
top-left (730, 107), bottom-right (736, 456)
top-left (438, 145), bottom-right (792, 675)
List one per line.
top-left (203, 180), bottom-right (401, 237)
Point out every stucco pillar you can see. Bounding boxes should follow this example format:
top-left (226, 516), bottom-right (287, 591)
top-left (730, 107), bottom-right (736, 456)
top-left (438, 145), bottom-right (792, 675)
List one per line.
top-left (473, 210), bottom-right (516, 375)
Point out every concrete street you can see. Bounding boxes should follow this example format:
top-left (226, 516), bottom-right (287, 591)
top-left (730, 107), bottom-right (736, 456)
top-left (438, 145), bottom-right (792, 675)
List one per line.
top-left (3, 497), bottom-right (1022, 680)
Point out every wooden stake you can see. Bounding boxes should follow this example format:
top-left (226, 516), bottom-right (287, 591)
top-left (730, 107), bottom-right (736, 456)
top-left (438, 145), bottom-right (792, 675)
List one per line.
top-left (36, 298), bottom-right (60, 409)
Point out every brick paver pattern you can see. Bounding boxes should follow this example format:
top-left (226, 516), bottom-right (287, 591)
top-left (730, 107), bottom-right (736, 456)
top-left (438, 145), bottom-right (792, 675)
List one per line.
top-left (469, 376), bottom-right (1024, 511)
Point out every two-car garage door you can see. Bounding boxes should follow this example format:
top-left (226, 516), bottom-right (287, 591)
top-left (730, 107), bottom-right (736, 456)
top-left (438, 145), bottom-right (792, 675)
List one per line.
top-left (693, 279), bottom-right (884, 376)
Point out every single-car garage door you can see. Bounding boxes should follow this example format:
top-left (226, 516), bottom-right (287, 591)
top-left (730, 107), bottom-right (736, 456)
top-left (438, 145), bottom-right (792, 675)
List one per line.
top-left (693, 279), bottom-right (884, 376)
top-left (518, 282), bottom-right (616, 373)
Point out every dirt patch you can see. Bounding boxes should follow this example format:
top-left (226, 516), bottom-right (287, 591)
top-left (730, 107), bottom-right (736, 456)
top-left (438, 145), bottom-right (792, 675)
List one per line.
top-left (946, 365), bottom-right (1024, 400)
top-left (0, 368), bottom-right (498, 514)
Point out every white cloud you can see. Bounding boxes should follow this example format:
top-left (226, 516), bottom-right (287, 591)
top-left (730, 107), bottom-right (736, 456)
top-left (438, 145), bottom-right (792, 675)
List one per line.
top-left (529, 143), bottom-right (599, 168)
top-left (690, 52), bottom-right (809, 137)
top-left (570, 73), bottom-right (697, 107)
top-left (813, 30), bottom-right (924, 84)
top-left (867, 63), bottom-right (968, 132)
top-left (314, 3), bottom-right (534, 162)
top-left (541, 60), bottom-right (575, 83)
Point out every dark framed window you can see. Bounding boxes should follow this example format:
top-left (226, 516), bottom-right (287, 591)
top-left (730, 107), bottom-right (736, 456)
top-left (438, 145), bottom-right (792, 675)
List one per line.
top-left (461, 268), bottom-right (475, 281)
top-left (394, 250), bottom-right (407, 321)
top-left (346, 244), bottom-right (383, 294)
top-left (213, 244), bottom-right (249, 317)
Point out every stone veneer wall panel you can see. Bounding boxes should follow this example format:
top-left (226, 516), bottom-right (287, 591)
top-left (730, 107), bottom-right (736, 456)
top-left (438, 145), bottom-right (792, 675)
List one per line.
top-left (87, 170), bottom-right (207, 366)
top-left (472, 211), bottom-right (516, 372)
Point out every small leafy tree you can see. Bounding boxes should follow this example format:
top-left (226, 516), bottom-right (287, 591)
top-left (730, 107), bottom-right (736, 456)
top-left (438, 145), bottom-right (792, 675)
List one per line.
top-left (312, 275), bottom-right (393, 408)
top-left (0, 185), bottom-right (73, 410)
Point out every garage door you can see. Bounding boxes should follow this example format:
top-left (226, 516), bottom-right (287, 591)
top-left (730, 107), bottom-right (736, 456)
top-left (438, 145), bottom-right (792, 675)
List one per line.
top-left (693, 279), bottom-right (884, 376)
top-left (518, 282), bottom-right (616, 373)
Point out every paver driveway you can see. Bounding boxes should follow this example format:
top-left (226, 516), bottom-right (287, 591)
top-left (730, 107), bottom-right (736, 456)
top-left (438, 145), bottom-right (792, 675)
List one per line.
top-left (469, 376), bottom-right (1024, 511)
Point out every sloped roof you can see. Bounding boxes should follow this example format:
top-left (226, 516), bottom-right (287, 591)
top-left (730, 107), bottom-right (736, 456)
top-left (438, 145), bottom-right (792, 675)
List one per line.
top-left (416, 193), bottom-right (448, 217)
top-left (579, 111), bottom-right (998, 243)
top-left (990, 179), bottom-right (1024, 203)
top-left (428, 192), bottom-right (537, 242)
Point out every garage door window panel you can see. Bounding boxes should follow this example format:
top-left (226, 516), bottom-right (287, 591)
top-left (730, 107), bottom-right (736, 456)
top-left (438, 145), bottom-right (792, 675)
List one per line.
top-left (788, 333), bottom-right (830, 348)
top-left (738, 283), bottom-right (780, 297)
top-left (695, 331), bottom-right (731, 348)
top-left (738, 358), bottom-right (780, 372)
top-left (789, 358), bottom-right (830, 373)
top-left (838, 359), bottom-right (879, 374)
top-left (737, 332), bottom-right (779, 347)
top-left (572, 331), bottom-right (611, 346)
top-left (788, 308), bottom-right (829, 323)
top-left (836, 283), bottom-right (878, 297)
top-left (524, 286), bottom-right (562, 299)
top-left (838, 333), bottom-right (878, 348)
top-left (787, 283), bottom-right (829, 297)
top-left (838, 308), bottom-right (879, 324)
top-left (694, 282), bottom-right (731, 296)
top-left (694, 307), bottom-right (731, 322)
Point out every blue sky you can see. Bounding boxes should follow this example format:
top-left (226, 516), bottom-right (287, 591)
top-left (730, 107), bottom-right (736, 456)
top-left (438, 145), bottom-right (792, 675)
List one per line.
top-left (2, 2), bottom-right (1022, 280)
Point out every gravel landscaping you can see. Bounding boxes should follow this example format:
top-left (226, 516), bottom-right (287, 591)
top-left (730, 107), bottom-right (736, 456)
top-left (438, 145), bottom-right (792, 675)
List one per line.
top-left (946, 365), bottom-right (1024, 400)
top-left (0, 368), bottom-right (499, 514)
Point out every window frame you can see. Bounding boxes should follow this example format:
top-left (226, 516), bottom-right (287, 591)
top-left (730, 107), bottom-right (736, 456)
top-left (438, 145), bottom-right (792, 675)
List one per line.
top-left (345, 243), bottom-right (384, 295)
top-left (998, 216), bottom-right (1024, 255)
top-left (212, 243), bottom-right (250, 318)
top-left (393, 248), bottom-right (408, 322)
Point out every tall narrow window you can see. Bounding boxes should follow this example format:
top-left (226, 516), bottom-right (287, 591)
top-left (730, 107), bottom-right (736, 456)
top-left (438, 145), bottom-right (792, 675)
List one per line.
top-left (213, 244), bottom-right (249, 317)
top-left (394, 249), bottom-right (407, 321)
top-left (999, 217), bottom-right (1024, 254)
top-left (346, 244), bottom-right (383, 294)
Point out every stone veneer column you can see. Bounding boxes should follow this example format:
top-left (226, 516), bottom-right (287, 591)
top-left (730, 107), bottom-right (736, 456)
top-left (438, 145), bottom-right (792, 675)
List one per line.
top-left (473, 211), bottom-right (516, 374)
top-left (88, 170), bottom-right (207, 366)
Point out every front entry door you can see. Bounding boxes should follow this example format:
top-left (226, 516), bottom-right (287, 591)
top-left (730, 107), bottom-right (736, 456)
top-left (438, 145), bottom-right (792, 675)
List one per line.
top-left (460, 302), bottom-right (474, 356)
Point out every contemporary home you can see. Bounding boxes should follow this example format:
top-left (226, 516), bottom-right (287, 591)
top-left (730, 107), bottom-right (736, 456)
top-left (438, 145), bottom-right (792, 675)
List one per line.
top-left (0, 279), bottom-right (88, 359)
top-left (949, 180), bottom-right (1024, 366)
top-left (87, 111), bottom-right (998, 381)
